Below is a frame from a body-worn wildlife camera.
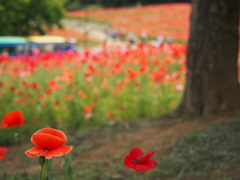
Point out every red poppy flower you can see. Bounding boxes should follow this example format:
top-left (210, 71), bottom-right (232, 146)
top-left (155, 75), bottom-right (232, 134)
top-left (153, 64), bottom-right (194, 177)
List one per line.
top-left (0, 147), bottom-right (7, 160)
top-left (124, 147), bottom-right (158, 172)
top-left (1, 110), bottom-right (26, 129)
top-left (10, 86), bottom-right (16, 91)
top-left (31, 82), bottom-right (38, 89)
top-left (25, 128), bottom-right (73, 159)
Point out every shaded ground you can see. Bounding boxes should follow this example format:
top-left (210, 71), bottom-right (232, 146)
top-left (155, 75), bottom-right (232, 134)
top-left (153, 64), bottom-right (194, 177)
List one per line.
top-left (3, 112), bottom-right (240, 180)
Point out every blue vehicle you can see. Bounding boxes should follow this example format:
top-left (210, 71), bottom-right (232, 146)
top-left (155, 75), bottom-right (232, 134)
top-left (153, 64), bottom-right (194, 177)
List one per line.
top-left (0, 36), bottom-right (77, 56)
top-left (0, 36), bottom-right (28, 56)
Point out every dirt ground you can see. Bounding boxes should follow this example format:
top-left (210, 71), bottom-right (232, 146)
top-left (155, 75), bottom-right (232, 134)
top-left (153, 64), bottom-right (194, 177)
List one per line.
top-left (3, 112), bottom-right (238, 179)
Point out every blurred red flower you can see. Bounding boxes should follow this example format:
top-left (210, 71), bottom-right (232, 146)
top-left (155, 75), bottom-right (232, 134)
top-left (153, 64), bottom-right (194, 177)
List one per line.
top-left (64, 95), bottom-right (72, 100)
top-left (48, 79), bottom-right (56, 86)
top-left (126, 68), bottom-right (138, 80)
top-left (10, 86), bottom-right (16, 91)
top-left (1, 110), bottom-right (26, 129)
top-left (22, 80), bottom-right (28, 87)
top-left (84, 105), bottom-right (92, 113)
top-left (54, 101), bottom-right (60, 107)
top-left (0, 147), bottom-right (7, 160)
top-left (124, 147), bottom-right (157, 172)
top-left (134, 82), bottom-right (140, 87)
top-left (25, 128), bottom-right (73, 159)
top-left (78, 90), bottom-right (87, 99)
top-left (107, 110), bottom-right (114, 116)
top-left (31, 83), bottom-right (38, 89)
top-left (45, 88), bottom-right (52, 94)
top-left (17, 90), bottom-right (23, 96)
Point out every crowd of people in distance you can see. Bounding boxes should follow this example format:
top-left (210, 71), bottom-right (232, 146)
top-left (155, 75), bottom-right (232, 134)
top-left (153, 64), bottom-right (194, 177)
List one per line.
top-left (103, 25), bottom-right (148, 46)
top-left (102, 24), bottom-right (173, 49)
top-left (81, 22), bottom-right (173, 51)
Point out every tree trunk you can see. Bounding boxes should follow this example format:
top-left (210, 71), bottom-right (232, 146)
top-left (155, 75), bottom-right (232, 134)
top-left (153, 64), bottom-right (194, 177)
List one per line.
top-left (172, 0), bottom-right (240, 118)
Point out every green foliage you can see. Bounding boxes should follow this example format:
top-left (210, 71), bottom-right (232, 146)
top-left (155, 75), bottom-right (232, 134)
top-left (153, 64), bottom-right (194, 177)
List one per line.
top-left (61, 155), bottom-right (74, 180)
top-left (0, 0), bottom-right (66, 35)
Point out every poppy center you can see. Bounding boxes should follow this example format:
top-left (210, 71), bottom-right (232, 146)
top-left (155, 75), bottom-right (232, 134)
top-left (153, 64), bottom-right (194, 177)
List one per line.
top-left (134, 157), bottom-right (142, 163)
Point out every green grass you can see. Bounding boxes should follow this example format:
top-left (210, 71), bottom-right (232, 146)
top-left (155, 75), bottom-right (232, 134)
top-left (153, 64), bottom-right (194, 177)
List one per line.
top-left (66, 16), bottom-right (111, 26)
top-left (150, 120), bottom-right (240, 180)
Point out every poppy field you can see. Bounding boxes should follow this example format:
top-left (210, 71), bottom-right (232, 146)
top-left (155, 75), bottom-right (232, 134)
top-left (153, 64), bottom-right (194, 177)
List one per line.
top-left (0, 43), bottom-right (186, 145)
top-left (67, 3), bottom-right (191, 40)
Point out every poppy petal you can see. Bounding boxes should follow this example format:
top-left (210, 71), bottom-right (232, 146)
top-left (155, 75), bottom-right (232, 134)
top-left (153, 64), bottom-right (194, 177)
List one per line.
top-left (0, 154), bottom-right (6, 160)
top-left (1, 110), bottom-right (25, 128)
top-left (4, 110), bottom-right (22, 120)
top-left (44, 145), bottom-right (73, 159)
top-left (31, 133), bottom-right (66, 150)
top-left (0, 122), bottom-right (6, 128)
top-left (124, 155), bottom-right (136, 168)
top-left (139, 152), bottom-right (154, 163)
top-left (133, 159), bottom-right (158, 172)
top-left (32, 128), bottom-right (67, 142)
top-left (25, 151), bottom-right (35, 158)
top-left (129, 147), bottom-right (143, 160)
top-left (0, 147), bottom-right (7, 154)
top-left (25, 146), bottom-right (46, 158)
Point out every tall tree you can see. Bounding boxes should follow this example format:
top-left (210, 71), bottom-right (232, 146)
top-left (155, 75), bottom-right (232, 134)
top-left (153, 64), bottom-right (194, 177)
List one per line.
top-left (0, 0), bottom-right (66, 36)
top-left (171, 0), bottom-right (240, 117)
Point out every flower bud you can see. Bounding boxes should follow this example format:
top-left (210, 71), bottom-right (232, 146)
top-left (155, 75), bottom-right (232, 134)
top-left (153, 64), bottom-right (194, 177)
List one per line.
top-left (38, 156), bottom-right (46, 166)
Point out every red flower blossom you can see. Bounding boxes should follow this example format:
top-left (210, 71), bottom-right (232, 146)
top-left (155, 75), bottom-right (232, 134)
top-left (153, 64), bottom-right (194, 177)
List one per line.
top-left (27, 93), bottom-right (32, 97)
top-left (126, 68), bottom-right (138, 80)
top-left (45, 88), bottom-right (52, 94)
top-left (31, 83), bottom-right (38, 89)
top-left (38, 94), bottom-right (44, 100)
top-left (10, 86), bottom-right (16, 91)
top-left (84, 105), bottom-right (92, 113)
top-left (0, 147), bottom-right (7, 160)
top-left (124, 147), bottom-right (158, 172)
top-left (64, 95), bottom-right (72, 100)
top-left (25, 128), bottom-right (73, 159)
top-left (48, 79), bottom-right (56, 86)
top-left (1, 110), bottom-right (26, 129)
top-left (55, 101), bottom-right (60, 107)
top-left (84, 72), bottom-right (91, 78)
top-left (134, 82), bottom-right (140, 87)
top-left (107, 110), bottom-right (114, 116)
top-left (149, 66), bottom-right (166, 82)
top-left (17, 90), bottom-right (23, 96)
top-left (22, 80), bottom-right (28, 87)
top-left (78, 90), bottom-right (87, 99)
top-left (139, 66), bottom-right (148, 73)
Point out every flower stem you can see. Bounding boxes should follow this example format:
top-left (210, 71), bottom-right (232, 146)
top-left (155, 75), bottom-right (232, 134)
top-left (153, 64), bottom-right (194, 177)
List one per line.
top-left (142, 172), bottom-right (146, 180)
top-left (1, 160), bottom-right (5, 172)
top-left (14, 130), bottom-right (27, 175)
top-left (40, 159), bottom-right (49, 180)
top-left (1, 161), bottom-right (7, 179)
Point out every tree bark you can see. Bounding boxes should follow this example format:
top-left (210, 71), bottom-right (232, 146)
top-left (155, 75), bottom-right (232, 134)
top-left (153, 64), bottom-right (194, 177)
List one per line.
top-left (172, 0), bottom-right (240, 118)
